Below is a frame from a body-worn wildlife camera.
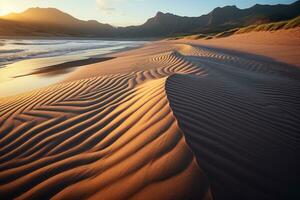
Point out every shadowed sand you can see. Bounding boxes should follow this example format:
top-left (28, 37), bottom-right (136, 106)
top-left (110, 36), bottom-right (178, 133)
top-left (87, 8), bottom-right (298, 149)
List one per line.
top-left (0, 29), bottom-right (300, 200)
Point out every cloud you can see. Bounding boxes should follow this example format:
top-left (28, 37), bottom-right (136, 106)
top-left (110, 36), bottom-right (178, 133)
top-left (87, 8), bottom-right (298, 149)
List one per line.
top-left (97, 0), bottom-right (141, 14)
top-left (96, 0), bottom-right (116, 14)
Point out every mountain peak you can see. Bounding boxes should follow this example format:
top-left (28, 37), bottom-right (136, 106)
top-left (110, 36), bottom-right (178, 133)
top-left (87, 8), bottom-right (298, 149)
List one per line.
top-left (207, 5), bottom-right (241, 25)
top-left (25, 7), bottom-right (60, 12)
top-left (21, 7), bottom-right (70, 17)
top-left (156, 11), bottom-right (165, 16)
top-left (145, 11), bottom-right (179, 24)
top-left (155, 11), bottom-right (177, 18)
top-left (211, 5), bottom-right (239, 14)
top-left (2, 7), bottom-right (79, 25)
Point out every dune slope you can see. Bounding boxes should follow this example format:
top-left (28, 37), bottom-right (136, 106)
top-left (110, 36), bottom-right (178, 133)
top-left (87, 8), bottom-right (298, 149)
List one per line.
top-left (0, 39), bottom-right (300, 199)
top-left (180, 27), bottom-right (300, 67)
top-left (0, 49), bottom-right (210, 200)
top-left (166, 44), bottom-right (300, 199)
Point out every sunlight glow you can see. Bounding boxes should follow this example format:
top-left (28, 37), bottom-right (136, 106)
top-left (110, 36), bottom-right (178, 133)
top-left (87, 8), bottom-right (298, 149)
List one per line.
top-left (0, 0), bottom-right (38, 15)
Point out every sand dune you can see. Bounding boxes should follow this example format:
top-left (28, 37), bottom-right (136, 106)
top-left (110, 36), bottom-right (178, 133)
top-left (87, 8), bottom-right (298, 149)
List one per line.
top-left (169, 43), bottom-right (300, 200)
top-left (1, 32), bottom-right (300, 199)
top-left (179, 28), bottom-right (300, 67)
top-left (0, 47), bottom-right (210, 200)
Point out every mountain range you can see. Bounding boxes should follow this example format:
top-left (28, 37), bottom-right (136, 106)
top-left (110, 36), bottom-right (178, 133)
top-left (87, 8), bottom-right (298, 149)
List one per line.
top-left (0, 0), bottom-right (299, 38)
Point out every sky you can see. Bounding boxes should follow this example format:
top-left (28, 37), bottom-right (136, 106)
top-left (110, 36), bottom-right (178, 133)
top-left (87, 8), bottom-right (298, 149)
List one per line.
top-left (0, 0), bottom-right (297, 26)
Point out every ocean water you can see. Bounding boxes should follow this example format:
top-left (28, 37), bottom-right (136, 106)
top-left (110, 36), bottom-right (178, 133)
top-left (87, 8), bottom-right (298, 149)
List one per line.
top-left (0, 39), bottom-right (145, 67)
top-left (0, 39), bottom-right (146, 97)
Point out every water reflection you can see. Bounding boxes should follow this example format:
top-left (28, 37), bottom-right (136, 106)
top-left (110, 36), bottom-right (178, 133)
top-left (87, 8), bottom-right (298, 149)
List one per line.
top-left (0, 39), bottom-right (145, 98)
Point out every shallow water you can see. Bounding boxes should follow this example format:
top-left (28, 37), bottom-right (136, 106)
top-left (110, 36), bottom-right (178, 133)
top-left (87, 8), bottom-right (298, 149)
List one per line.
top-left (0, 39), bottom-right (146, 97)
top-left (0, 39), bottom-right (145, 67)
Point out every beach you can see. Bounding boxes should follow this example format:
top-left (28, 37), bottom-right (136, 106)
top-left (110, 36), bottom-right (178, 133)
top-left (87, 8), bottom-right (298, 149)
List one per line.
top-left (0, 28), bottom-right (300, 199)
top-left (0, 39), bottom-right (146, 97)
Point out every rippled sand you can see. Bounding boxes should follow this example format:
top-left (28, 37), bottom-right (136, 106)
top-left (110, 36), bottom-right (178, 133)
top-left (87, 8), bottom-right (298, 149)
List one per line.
top-left (1, 29), bottom-right (300, 200)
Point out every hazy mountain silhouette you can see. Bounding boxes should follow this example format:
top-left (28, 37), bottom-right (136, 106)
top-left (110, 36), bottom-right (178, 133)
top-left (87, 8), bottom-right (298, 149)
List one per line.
top-left (120, 0), bottom-right (300, 37)
top-left (0, 1), bottom-right (299, 37)
top-left (0, 8), bottom-right (115, 37)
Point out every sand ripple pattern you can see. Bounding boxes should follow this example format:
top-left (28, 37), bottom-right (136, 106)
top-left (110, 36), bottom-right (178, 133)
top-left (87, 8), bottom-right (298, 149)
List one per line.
top-left (0, 50), bottom-right (210, 200)
top-left (1, 43), bottom-right (300, 200)
top-left (166, 44), bottom-right (300, 200)
top-left (177, 43), bottom-right (300, 79)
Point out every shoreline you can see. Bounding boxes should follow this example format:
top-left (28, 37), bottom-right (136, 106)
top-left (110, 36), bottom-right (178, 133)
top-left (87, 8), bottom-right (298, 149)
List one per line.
top-left (0, 41), bottom-right (148, 98)
top-left (0, 36), bottom-right (160, 41)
